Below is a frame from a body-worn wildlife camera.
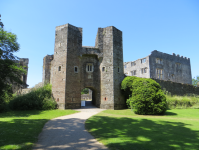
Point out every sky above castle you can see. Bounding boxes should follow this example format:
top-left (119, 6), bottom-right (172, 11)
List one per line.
top-left (1, 0), bottom-right (199, 87)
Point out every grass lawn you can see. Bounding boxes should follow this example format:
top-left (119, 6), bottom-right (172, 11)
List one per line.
top-left (85, 109), bottom-right (199, 150)
top-left (0, 109), bottom-right (78, 150)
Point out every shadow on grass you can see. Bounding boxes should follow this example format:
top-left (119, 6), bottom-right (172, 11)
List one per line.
top-left (0, 110), bottom-right (44, 118)
top-left (86, 116), bottom-right (199, 150)
top-left (0, 118), bottom-right (48, 149)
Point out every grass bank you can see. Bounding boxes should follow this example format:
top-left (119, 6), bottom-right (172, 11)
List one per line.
top-left (166, 95), bottom-right (199, 109)
top-left (0, 109), bottom-right (78, 150)
top-left (85, 109), bottom-right (199, 150)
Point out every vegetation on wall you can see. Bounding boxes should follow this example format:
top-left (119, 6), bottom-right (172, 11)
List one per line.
top-left (121, 76), bottom-right (167, 115)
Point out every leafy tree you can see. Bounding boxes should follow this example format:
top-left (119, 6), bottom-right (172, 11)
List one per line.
top-left (0, 27), bottom-right (27, 112)
top-left (192, 76), bottom-right (199, 87)
top-left (81, 88), bottom-right (89, 94)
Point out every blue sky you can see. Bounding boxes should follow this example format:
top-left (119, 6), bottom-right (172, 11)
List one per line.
top-left (1, 0), bottom-right (199, 87)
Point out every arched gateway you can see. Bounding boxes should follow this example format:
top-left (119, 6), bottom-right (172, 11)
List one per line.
top-left (42, 24), bottom-right (125, 109)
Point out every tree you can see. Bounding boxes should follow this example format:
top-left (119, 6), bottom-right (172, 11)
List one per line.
top-left (0, 27), bottom-right (27, 112)
top-left (192, 76), bottom-right (199, 87)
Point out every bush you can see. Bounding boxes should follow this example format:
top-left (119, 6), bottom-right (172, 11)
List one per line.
top-left (0, 85), bottom-right (13, 113)
top-left (121, 76), bottom-right (167, 115)
top-left (9, 84), bottom-right (57, 110)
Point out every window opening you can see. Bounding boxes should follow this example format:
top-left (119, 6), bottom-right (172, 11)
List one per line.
top-left (58, 66), bottom-right (61, 71)
top-left (131, 62), bottom-right (136, 66)
top-left (118, 67), bottom-right (120, 72)
top-left (102, 67), bottom-right (105, 72)
top-left (86, 63), bottom-right (93, 72)
top-left (131, 70), bottom-right (136, 76)
top-left (156, 58), bottom-right (163, 64)
top-left (74, 66), bottom-right (78, 73)
top-left (156, 68), bottom-right (163, 79)
top-left (141, 58), bottom-right (146, 63)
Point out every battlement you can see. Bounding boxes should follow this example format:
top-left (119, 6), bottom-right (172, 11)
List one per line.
top-left (151, 50), bottom-right (190, 61)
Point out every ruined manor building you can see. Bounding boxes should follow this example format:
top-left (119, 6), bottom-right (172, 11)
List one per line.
top-left (43, 24), bottom-right (125, 109)
top-left (124, 50), bottom-right (192, 84)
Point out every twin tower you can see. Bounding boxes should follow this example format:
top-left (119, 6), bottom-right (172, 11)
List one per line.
top-left (43, 24), bottom-right (125, 109)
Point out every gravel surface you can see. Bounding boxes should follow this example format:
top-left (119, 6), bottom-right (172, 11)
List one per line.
top-left (33, 101), bottom-right (108, 150)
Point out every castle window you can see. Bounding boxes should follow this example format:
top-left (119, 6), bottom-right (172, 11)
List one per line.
top-left (156, 58), bottom-right (163, 64)
top-left (74, 66), bottom-right (78, 73)
top-left (141, 58), bottom-right (146, 63)
top-left (86, 63), bottom-right (93, 72)
top-left (102, 67), bottom-right (105, 72)
top-left (118, 67), bottom-right (120, 73)
top-left (141, 68), bottom-right (147, 74)
top-left (58, 66), bottom-right (61, 71)
top-left (131, 62), bottom-right (136, 66)
top-left (131, 70), bottom-right (136, 76)
top-left (156, 68), bottom-right (163, 79)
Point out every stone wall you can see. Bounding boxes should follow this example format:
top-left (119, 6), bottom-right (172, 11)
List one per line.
top-left (152, 78), bottom-right (199, 96)
top-left (150, 50), bottom-right (192, 84)
top-left (43, 23), bottom-right (125, 109)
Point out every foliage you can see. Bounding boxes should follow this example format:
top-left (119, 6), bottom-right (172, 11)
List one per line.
top-left (121, 76), bottom-right (137, 100)
top-left (166, 95), bottom-right (199, 109)
top-left (192, 76), bottom-right (199, 86)
top-left (0, 85), bottom-right (13, 113)
top-left (0, 109), bottom-right (78, 149)
top-left (121, 76), bottom-right (167, 115)
top-left (0, 28), bottom-right (27, 112)
top-left (85, 109), bottom-right (199, 150)
top-left (81, 88), bottom-right (89, 94)
top-left (9, 84), bottom-right (57, 110)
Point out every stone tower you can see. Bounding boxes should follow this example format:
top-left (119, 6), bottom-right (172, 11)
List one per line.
top-left (43, 24), bottom-right (125, 109)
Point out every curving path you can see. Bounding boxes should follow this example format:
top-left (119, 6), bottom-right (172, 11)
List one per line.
top-left (33, 101), bottom-right (108, 150)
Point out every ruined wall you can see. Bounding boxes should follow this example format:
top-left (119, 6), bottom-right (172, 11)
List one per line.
top-left (153, 78), bottom-right (199, 96)
top-left (42, 55), bottom-right (53, 84)
top-left (124, 56), bottom-right (150, 78)
top-left (124, 50), bottom-right (192, 85)
top-left (12, 58), bottom-right (29, 94)
top-left (149, 50), bottom-right (192, 84)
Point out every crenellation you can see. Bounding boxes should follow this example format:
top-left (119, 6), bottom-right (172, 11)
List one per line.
top-left (42, 23), bottom-right (125, 109)
top-left (124, 50), bottom-right (192, 84)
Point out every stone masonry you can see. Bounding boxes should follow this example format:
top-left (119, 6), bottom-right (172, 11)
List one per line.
top-left (12, 58), bottom-right (29, 94)
top-left (124, 50), bottom-right (192, 84)
top-left (43, 24), bottom-right (125, 109)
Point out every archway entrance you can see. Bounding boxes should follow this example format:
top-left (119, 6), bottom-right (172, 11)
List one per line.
top-left (81, 87), bottom-right (97, 108)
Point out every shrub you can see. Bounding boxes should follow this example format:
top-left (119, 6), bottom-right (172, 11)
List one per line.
top-left (0, 85), bottom-right (13, 112)
top-left (121, 77), bottom-right (167, 115)
top-left (9, 84), bottom-right (57, 110)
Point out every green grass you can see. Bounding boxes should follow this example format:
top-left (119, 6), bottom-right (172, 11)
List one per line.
top-left (0, 109), bottom-right (78, 149)
top-left (166, 95), bottom-right (199, 109)
top-left (85, 109), bottom-right (199, 150)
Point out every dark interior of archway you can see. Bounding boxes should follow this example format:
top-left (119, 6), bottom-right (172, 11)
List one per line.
top-left (81, 87), bottom-right (96, 107)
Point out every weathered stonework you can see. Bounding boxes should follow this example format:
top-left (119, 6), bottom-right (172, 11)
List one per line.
top-left (153, 78), bottom-right (199, 96)
top-left (12, 58), bottom-right (29, 94)
top-left (124, 50), bottom-right (192, 84)
top-left (43, 24), bottom-right (125, 109)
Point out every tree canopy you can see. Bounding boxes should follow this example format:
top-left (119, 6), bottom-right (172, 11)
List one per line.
top-left (0, 27), bottom-right (27, 111)
top-left (192, 76), bottom-right (199, 87)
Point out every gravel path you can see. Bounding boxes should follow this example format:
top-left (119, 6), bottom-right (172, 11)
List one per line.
top-left (33, 102), bottom-right (108, 150)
